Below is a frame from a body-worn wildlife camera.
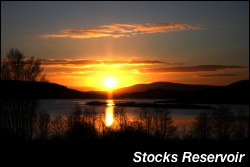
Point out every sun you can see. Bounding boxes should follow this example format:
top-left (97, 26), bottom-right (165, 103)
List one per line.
top-left (104, 77), bottom-right (117, 89)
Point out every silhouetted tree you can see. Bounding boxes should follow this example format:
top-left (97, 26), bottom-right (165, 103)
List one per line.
top-left (38, 110), bottom-right (50, 139)
top-left (1, 98), bottom-right (38, 140)
top-left (211, 106), bottom-right (234, 140)
top-left (126, 121), bottom-right (147, 137)
top-left (0, 48), bottom-right (46, 140)
top-left (1, 48), bottom-right (44, 81)
top-left (179, 126), bottom-right (193, 140)
top-left (232, 109), bottom-right (249, 140)
top-left (82, 106), bottom-right (98, 137)
top-left (193, 111), bottom-right (212, 140)
top-left (153, 108), bottom-right (176, 139)
top-left (50, 115), bottom-right (66, 139)
top-left (67, 104), bottom-right (84, 139)
top-left (138, 108), bottom-right (153, 135)
top-left (66, 104), bottom-right (98, 139)
top-left (115, 107), bottom-right (128, 132)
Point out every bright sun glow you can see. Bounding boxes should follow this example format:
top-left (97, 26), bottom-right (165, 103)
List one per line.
top-left (104, 77), bottom-right (117, 89)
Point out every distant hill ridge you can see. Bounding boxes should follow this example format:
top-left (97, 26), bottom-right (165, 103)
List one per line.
top-left (228, 80), bottom-right (249, 87)
top-left (1, 80), bottom-right (249, 104)
top-left (114, 80), bottom-right (249, 104)
top-left (114, 81), bottom-right (215, 94)
top-left (1, 80), bottom-right (106, 99)
top-left (181, 80), bottom-right (249, 104)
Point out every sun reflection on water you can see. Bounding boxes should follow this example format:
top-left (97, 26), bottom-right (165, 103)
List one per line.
top-left (105, 99), bottom-right (114, 126)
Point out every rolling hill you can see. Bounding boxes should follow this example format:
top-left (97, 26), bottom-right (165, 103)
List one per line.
top-left (1, 80), bottom-right (107, 99)
top-left (114, 82), bottom-right (215, 94)
top-left (177, 80), bottom-right (249, 104)
top-left (114, 80), bottom-right (249, 104)
top-left (1, 80), bottom-right (248, 104)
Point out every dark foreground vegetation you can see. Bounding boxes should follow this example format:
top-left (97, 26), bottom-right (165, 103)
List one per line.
top-left (1, 101), bottom-right (249, 166)
top-left (1, 102), bottom-right (249, 141)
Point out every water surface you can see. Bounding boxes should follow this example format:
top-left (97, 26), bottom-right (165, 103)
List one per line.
top-left (39, 99), bottom-right (249, 127)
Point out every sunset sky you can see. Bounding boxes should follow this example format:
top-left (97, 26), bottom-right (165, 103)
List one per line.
top-left (1, 1), bottom-right (249, 91)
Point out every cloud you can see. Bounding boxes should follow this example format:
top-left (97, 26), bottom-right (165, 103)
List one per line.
top-left (39, 22), bottom-right (202, 39)
top-left (139, 65), bottom-right (247, 73)
top-left (41, 59), bottom-right (169, 67)
top-left (41, 59), bottom-right (99, 66)
top-left (196, 74), bottom-right (241, 77)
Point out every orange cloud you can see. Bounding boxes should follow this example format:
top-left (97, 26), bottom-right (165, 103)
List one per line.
top-left (39, 22), bottom-right (202, 39)
top-left (196, 74), bottom-right (240, 77)
top-left (41, 59), bottom-right (169, 67)
top-left (139, 65), bottom-right (247, 73)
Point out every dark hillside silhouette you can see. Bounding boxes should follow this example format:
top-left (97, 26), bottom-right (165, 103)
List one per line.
top-left (1, 80), bottom-right (107, 99)
top-left (2, 79), bottom-right (248, 103)
top-left (115, 81), bottom-right (215, 94)
top-left (114, 80), bottom-right (249, 104)
top-left (174, 80), bottom-right (249, 104)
